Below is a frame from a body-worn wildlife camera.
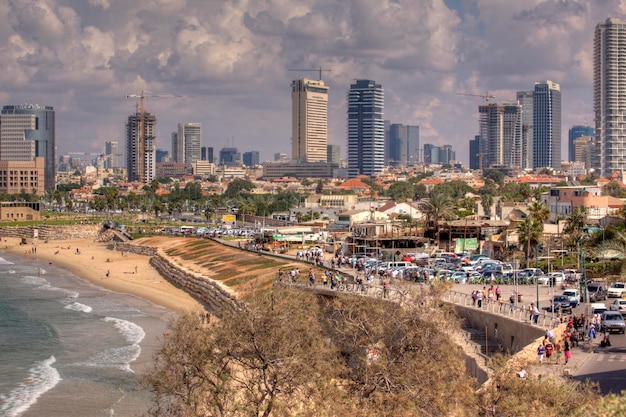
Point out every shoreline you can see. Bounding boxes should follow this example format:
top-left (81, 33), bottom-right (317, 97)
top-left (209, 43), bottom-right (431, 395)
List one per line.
top-left (1, 237), bottom-right (204, 315)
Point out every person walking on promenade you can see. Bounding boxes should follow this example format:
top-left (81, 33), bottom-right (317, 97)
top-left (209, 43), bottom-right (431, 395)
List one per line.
top-left (537, 343), bottom-right (546, 365)
top-left (476, 290), bottom-right (483, 308)
top-left (564, 337), bottom-right (571, 364)
top-left (382, 280), bottom-right (389, 299)
top-left (555, 339), bottom-right (564, 365)
top-left (531, 303), bottom-right (540, 324)
top-left (509, 292), bottom-right (516, 313)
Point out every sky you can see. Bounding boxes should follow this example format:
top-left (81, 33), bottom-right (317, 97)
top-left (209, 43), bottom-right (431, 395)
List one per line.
top-left (1, 0), bottom-right (625, 166)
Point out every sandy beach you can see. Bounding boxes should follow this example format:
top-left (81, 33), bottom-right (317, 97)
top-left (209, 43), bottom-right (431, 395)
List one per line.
top-left (1, 236), bottom-right (204, 315)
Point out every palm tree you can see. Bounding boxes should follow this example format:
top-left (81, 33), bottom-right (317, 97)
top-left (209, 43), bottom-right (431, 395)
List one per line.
top-left (421, 192), bottom-right (457, 249)
top-left (518, 216), bottom-right (542, 267)
top-left (564, 206), bottom-right (589, 250)
top-left (481, 194), bottom-right (494, 217)
top-left (528, 201), bottom-right (550, 224)
top-left (597, 231), bottom-right (626, 275)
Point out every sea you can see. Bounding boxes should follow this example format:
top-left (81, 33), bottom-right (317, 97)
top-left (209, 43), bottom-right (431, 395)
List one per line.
top-left (0, 251), bottom-right (175, 417)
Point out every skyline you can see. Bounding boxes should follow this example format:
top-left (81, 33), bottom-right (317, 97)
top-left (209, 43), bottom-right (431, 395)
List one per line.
top-left (0, 0), bottom-right (623, 165)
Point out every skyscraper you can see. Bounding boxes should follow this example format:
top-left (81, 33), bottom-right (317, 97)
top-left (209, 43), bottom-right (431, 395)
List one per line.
top-left (126, 111), bottom-right (156, 184)
top-left (533, 81), bottom-right (561, 169)
top-left (347, 79), bottom-right (385, 177)
top-left (594, 18), bottom-right (626, 176)
top-left (327, 144), bottom-right (340, 163)
top-left (172, 123), bottom-right (201, 166)
top-left (516, 91), bottom-right (533, 170)
top-left (242, 151), bottom-right (260, 167)
top-left (386, 123), bottom-right (419, 166)
top-left (568, 125), bottom-right (594, 162)
top-left (469, 135), bottom-right (480, 170)
top-left (291, 78), bottom-right (329, 162)
top-left (201, 146), bottom-right (214, 163)
top-left (1, 104), bottom-right (55, 190)
top-left (219, 147), bottom-right (241, 166)
top-left (478, 102), bottom-right (522, 169)
top-left (104, 141), bottom-right (119, 168)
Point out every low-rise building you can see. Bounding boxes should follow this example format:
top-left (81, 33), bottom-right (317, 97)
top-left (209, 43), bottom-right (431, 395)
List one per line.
top-left (0, 201), bottom-right (41, 221)
top-left (0, 157), bottom-right (45, 195)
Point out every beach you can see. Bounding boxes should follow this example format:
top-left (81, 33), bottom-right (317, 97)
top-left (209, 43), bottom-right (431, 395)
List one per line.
top-left (3, 236), bottom-right (204, 314)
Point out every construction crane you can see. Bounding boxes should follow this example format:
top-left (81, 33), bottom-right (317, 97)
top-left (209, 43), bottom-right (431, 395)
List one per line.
top-left (124, 90), bottom-right (192, 184)
top-left (457, 91), bottom-right (495, 105)
top-left (287, 66), bottom-right (331, 81)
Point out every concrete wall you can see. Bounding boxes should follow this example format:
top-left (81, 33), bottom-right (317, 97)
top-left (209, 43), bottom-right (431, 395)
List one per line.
top-left (453, 304), bottom-right (546, 354)
top-left (0, 225), bottom-right (100, 240)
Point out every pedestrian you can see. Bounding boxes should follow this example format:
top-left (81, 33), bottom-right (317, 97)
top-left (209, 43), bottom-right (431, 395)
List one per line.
top-left (476, 290), bottom-right (483, 308)
top-left (105, 270), bottom-right (110, 278)
top-left (588, 323), bottom-right (597, 341)
top-left (206, 312), bottom-right (211, 325)
top-left (509, 292), bottom-right (516, 313)
top-left (555, 339), bottom-right (563, 365)
top-left (531, 303), bottom-right (539, 324)
top-left (308, 268), bottom-right (315, 286)
top-left (537, 343), bottom-right (546, 365)
top-left (382, 279), bottom-right (389, 298)
top-left (544, 339), bottom-right (554, 364)
top-left (564, 337), bottom-right (571, 364)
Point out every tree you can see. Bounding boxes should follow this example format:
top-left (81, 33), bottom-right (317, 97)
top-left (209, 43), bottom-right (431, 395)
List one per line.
top-left (518, 216), bottom-right (542, 267)
top-left (481, 194), bottom-right (494, 218)
top-left (225, 178), bottom-right (255, 198)
top-left (528, 201), bottom-right (550, 224)
top-left (421, 192), bottom-right (457, 249)
top-left (143, 288), bottom-right (340, 417)
top-left (602, 180), bottom-right (626, 198)
top-left (315, 180), bottom-right (324, 194)
top-left (387, 181), bottom-right (416, 201)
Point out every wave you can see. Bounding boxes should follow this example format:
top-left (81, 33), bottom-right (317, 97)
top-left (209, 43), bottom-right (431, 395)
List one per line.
top-left (21, 276), bottom-right (80, 298)
top-left (64, 302), bottom-right (93, 313)
top-left (0, 256), bottom-right (15, 265)
top-left (0, 356), bottom-right (61, 417)
top-left (104, 317), bottom-right (145, 345)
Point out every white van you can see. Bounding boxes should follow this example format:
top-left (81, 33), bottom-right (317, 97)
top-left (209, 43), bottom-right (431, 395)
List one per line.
top-left (387, 261), bottom-right (413, 269)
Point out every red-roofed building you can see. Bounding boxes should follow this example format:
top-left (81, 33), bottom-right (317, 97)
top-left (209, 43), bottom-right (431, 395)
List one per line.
top-left (337, 178), bottom-right (370, 193)
top-left (417, 178), bottom-right (444, 192)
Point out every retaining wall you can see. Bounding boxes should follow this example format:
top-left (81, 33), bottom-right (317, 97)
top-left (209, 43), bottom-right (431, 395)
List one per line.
top-left (105, 242), bottom-right (158, 257)
top-left (0, 225), bottom-right (100, 240)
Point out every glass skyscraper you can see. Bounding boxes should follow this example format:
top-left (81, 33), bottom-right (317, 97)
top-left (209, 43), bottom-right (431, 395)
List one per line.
top-left (347, 79), bottom-right (385, 178)
top-left (1, 104), bottom-right (55, 191)
top-left (568, 125), bottom-right (594, 162)
top-left (533, 81), bottom-right (561, 169)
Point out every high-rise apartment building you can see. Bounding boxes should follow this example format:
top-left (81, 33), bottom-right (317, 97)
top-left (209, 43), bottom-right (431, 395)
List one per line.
top-left (291, 78), bottom-right (329, 162)
top-left (1, 104), bottom-right (55, 191)
top-left (242, 151), bottom-right (260, 167)
top-left (126, 111), bottom-right (156, 184)
top-left (327, 144), bottom-right (341, 164)
top-left (172, 123), bottom-right (201, 167)
top-left (104, 141), bottom-right (119, 168)
top-left (219, 147), bottom-right (241, 166)
top-left (594, 18), bottom-right (626, 176)
top-left (478, 102), bottom-right (522, 169)
top-left (533, 81), bottom-right (561, 169)
top-left (516, 91), bottom-right (533, 170)
top-left (568, 125), bottom-right (594, 162)
top-left (386, 123), bottom-right (419, 166)
top-left (347, 79), bottom-right (385, 177)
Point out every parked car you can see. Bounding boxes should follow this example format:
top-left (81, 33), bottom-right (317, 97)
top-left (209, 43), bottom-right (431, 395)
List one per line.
top-left (543, 295), bottom-right (573, 313)
top-left (609, 299), bottom-right (626, 313)
top-left (588, 282), bottom-right (609, 302)
top-left (601, 311), bottom-right (626, 334)
top-left (563, 269), bottom-right (581, 283)
top-left (562, 289), bottom-right (581, 307)
top-left (590, 303), bottom-right (608, 316)
top-left (608, 282), bottom-right (626, 298)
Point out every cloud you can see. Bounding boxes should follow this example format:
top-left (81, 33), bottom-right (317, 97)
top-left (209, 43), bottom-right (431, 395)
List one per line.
top-left (0, 0), bottom-right (619, 164)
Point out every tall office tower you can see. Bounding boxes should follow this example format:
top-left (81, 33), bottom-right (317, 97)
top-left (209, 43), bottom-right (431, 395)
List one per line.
top-left (201, 146), bottom-right (214, 163)
top-left (568, 125), bottom-right (594, 162)
top-left (387, 124), bottom-right (419, 166)
top-left (327, 144), bottom-right (341, 163)
top-left (0, 104), bottom-right (55, 190)
top-left (104, 141), bottom-right (119, 168)
top-left (274, 152), bottom-right (288, 161)
top-left (469, 135), bottom-right (480, 169)
top-left (439, 145), bottom-right (455, 165)
top-left (573, 136), bottom-right (593, 167)
top-left (242, 151), bottom-right (260, 167)
top-left (347, 79), bottom-right (385, 177)
top-left (156, 149), bottom-right (169, 163)
top-left (533, 81), bottom-right (561, 169)
top-left (516, 91), bottom-right (533, 170)
top-left (594, 18), bottom-right (626, 176)
top-left (218, 147), bottom-right (241, 166)
top-left (291, 78), bottom-right (329, 162)
top-left (180, 123), bottom-right (202, 166)
top-left (478, 102), bottom-right (522, 168)
top-left (171, 132), bottom-right (180, 163)
top-left (423, 143), bottom-right (435, 164)
top-left (126, 111), bottom-right (156, 184)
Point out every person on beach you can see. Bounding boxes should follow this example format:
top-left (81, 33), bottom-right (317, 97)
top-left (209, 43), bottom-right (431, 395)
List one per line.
top-left (537, 343), bottom-right (545, 364)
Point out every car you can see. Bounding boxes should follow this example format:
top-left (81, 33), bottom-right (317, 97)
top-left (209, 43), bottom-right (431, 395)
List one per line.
top-left (562, 269), bottom-right (581, 283)
top-left (608, 282), bottom-right (626, 298)
top-left (543, 295), bottom-right (573, 313)
top-left (601, 311), bottom-right (626, 334)
top-left (609, 299), bottom-right (626, 313)
top-left (587, 282), bottom-right (609, 302)
top-left (590, 303), bottom-right (608, 316)
top-left (562, 289), bottom-right (581, 307)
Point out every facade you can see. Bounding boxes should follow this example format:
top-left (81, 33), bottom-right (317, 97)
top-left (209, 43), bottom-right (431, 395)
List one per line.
top-left (0, 157), bottom-right (45, 195)
top-left (386, 123), bottom-right (419, 166)
top-left (327, 144), bottom-right (341, 163)
top-left (568, 125), bottom-right (594, 162)
top-left (469, 135), bottom-right (480, 169)
top-left (291, 78), bottom-right (329, 162)
top-left (594, 18), bottom-right (626, 176)
top-left (573, 136), bottom-right (593, 167)
top-left (0, 201), bottom-right (41, 221)
top-left (516, 91), bottom-right (534, 170)
top-left (262, 161), bottom-right (338, 179)
top-left (192, 160), bottom-right (215, 177)
top-left (478, 102), bottom-right (522, 168)
top-left (423, 144), bottom-right (455, 165)
top-left (155, 162), bottom-right (188, 179)
top-left (104, 141), bottom-right (119, 168)
top-left (181, 123), bottom-right (201, 166)
top-left (218, 147), bottom-right (241, 166)
top-left (242, 151), bottom-right (260, 167)
top-left (201, 146), bottom-right (214, 163)
top-left (1, 104), bottom-right (55, 191)
top-left (274, 152), bottom-right (288, 161)
top-left (533, 81), bottom-right (561, 169)
top-left (347, 79), bottom-right (385, 177)
top-left (155, 149), bottom-right (169, 163)
top-left (126, 111), bottom-right (156, 184)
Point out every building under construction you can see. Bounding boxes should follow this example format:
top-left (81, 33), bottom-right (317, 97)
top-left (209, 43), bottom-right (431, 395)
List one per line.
top-left (126, 112), bottom-right (156, 184)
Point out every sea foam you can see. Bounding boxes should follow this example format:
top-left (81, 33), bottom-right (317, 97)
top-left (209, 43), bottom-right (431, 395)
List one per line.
top-left (65, 302), bottom-right (93, 313)
top-left (0, 356), bottom-right (61, 417)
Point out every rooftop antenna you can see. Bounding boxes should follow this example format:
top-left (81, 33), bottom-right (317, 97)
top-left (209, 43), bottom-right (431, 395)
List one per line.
top-left (288, 66), bottom-right (331, 81)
